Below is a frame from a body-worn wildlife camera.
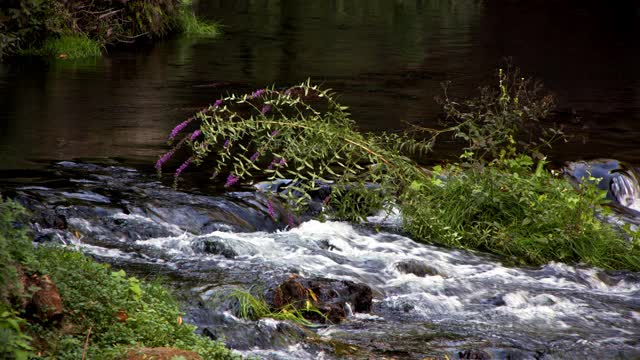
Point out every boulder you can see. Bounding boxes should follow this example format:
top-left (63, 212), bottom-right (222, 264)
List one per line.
top-left (266, 275), bottom-right (372, 324)
top-left (28, 274), bottom-right (64, 323)
top-left (395, 260), bottom-right (440, 277)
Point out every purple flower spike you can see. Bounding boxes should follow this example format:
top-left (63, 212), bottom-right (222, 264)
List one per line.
top-left (267, 199), bottom-right (276, 219)
top-left (175, 157), bottom-right (192, 177)
top-left (250, 151), bottom-right (260, 162)
top-left (270, 130), bottom-right (279, 137)
top-left (261, 104), bottom-right (271, 114)
top-left (250, 89), bottom-right (266, 98)
top-left (224, 173), bottom-right (240, 188)
top-left (223, 139), bottom-right (231, 149)
top-left (267, 159), bottom-right (277, 170)
top-left (170, 118), bottom-right (193, 140)
top-left (214, 99), bottom-right (223, 108)
top-left (155, 150), bottom-right (175, 169)
top-left (189, 130), bottom-right (202, 141)
top-left (279, 158), bottom-right (287, 167)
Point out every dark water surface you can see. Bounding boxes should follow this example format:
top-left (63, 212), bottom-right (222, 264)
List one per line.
top-left (1, 0), bottom-right (639, 171)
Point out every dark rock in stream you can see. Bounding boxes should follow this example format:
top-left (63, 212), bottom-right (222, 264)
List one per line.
top-left (396, 260), bottom-right (440, 277)
top-left (266, 275), bottom-right (373, 324)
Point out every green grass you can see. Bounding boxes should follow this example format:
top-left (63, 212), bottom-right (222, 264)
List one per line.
top-left (176, 0), bottom-right (219, 37)
top-left (401, 156), bottom-right (640, 270)
top-left (20, 34), bottom-right (102, 60)
top-left (229, 289), bottom-right (325, 326)
top-left (0, 197), bottom-right (235, 359)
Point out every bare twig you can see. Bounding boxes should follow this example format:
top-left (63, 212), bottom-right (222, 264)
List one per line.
top-left (81, 326), bottom-right (92, 360)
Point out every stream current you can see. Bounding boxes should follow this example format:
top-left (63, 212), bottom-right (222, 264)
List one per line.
top-left (2, 161), bottom-right (640, 359)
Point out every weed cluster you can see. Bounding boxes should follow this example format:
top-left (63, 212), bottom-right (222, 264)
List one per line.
top-left (158, 69), bottom-right (640, 271)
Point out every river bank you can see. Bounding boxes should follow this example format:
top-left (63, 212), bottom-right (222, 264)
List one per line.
top-left (0, 0), bottom-right (217, 60)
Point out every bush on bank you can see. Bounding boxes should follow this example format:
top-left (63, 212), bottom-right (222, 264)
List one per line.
top-left (0, 0), bottom-right (218, 60)
top-left (158, 70), bottom-right (640, 271)
top-left (0, 197), bottom-right (235, 360)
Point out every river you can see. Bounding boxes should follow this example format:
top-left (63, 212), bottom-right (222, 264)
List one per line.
top-left (1, 1), bottom-right (640, 359)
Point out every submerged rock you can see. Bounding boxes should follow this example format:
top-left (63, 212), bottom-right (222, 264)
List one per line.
top-left (266, 275), bottom-right (373, 324)
top-left (396, 260), bottom-right (440, 277)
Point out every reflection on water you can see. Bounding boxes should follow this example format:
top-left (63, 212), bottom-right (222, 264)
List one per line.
top-left (0, 0), bottom-right (639, 170)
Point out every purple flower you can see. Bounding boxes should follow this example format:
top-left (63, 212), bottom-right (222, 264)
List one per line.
top-left (261, 104), bottom-right (271, 114)
top-left (155, 150), bottom-right (175, 169)
top-left (267, 159), bottom-right (277, 170)
top-left (279, 158), bottom-right (287, 167)
top-left (189, 130), bottom-right (202, 141)
top-left (250, 89), bottom-right (266, 98)
top-left (170, 118), bottom-right (193, 140)
top-left (223, 139), bottom-right (231, 149)
top-left (267, 199), bottom-right (276, 219)
top-left (224, 173), bottom-right (240, 188)
top-left (270, 130), bottom-right (279, 137)
top-left (250, 151), bottom-right (260, 162)
top-left (214, 99), bottom-right (223, 108)
top-left (175, 157), bottom-right (192, 177)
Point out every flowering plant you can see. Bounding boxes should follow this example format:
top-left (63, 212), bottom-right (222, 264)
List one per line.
top-left (157, 80), bottom-right (432, 221)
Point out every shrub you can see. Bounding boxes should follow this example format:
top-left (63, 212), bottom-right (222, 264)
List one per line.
top-left (158, 80), bottom-right (430, 222)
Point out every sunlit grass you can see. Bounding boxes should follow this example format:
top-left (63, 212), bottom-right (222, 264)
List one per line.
top-left (20, 34), bottom-right (102, 60)
top-left (177, 0), bottom-right (220, 37)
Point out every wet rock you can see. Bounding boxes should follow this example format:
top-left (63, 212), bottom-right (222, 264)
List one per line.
top-left (197, 239), bottom-right (238, 259)
top-left (123, 347), bottom-right (202, 360)
top-left (458, 349), bottom-right (492, 359)
top-left (266, 275), bottom-right (373, 324)
top-left (396, 260), bottom-right (440, 277)
top-left (28, 274), bottom-right (64, 323)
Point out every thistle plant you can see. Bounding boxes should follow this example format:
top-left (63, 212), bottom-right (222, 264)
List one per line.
top-left (158, 80), bottom-right (432, 221)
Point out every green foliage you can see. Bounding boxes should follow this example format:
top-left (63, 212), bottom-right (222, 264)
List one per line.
top-left (0, 197), bottom-right (33, 298)
top-left (229, 289), bottom-right (325, 326)
top-left (400, 155), bottom-right (640, 270)
top-left (438, 66), bottom-right (562, 161)
top-left (162, 80), bottom-right (428, 221)
top-left (32, 247), bottom-right (235, 359)
top-left (19, 34), bottom-right (102, 59)
top-left (1, 0), bottom-right (218, 60)
top-left (0, 0), bottom-right (70, 59)
top-left (160, 74), bottom-right (640, 270)
top-left (0, 307), bottom-right (34, 360)
top-left (175, 0), bottom-right (219, 37)
top-left (0, 197), bottom-right (233, 359)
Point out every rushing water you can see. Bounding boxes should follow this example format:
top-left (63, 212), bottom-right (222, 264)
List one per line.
top-left (1, 1), bottom-right (639, 170)
top-left (2, 161), bottom-right (640, 359)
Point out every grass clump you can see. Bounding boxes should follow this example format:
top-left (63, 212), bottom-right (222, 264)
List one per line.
top-left (175, 0), bottom-right (219, 37)
top-left (20, 34), bottom-right (102, 60)
top-left (401, 155), bottom-right (640, 270)
top-left (0, 196), bottom-right (235, 359)
top-left (229, 289), bottom-right (325, 326)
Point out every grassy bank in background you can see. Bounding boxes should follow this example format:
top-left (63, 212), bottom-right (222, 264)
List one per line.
top-left (0, 197), bottom-right (235, 359)
top-left (0, 0), bottom-right (218, 60)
